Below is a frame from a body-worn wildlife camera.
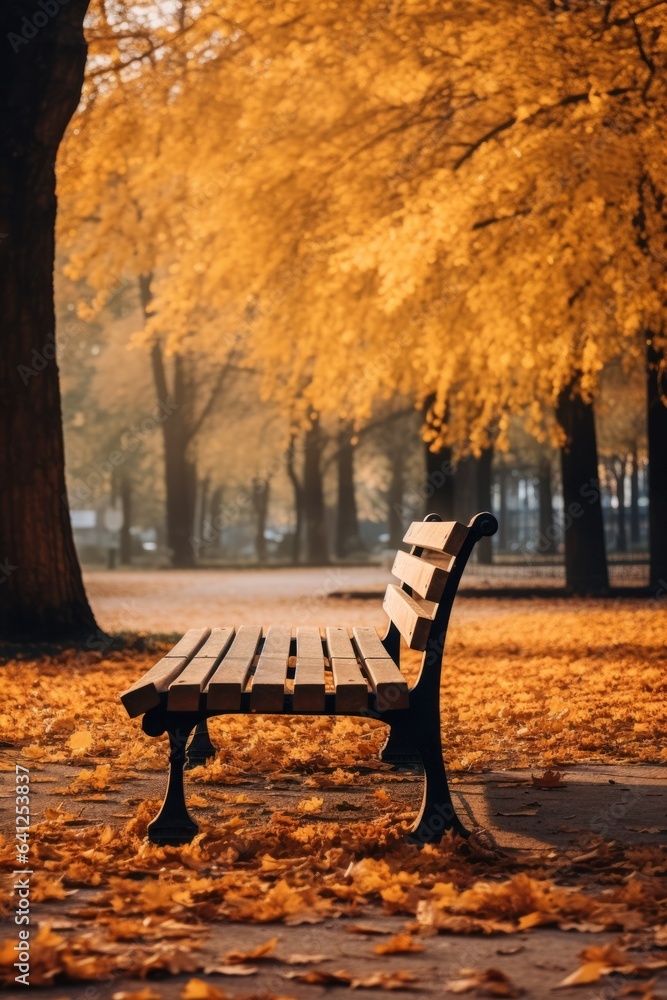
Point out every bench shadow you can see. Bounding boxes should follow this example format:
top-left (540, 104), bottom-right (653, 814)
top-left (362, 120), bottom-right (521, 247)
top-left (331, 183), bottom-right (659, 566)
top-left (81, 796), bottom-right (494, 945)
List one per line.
top-left (468, 770), bottom-right (667, 851)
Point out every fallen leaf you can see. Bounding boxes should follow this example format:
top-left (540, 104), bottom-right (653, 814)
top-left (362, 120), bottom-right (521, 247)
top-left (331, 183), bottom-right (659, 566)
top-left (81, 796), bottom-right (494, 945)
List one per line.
top-left (374, 934), bottom-right (424, 955)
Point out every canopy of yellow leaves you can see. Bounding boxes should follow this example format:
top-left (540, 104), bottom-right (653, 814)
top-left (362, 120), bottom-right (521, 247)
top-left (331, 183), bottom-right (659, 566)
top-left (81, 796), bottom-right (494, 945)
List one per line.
top-left (58, 0), bottom-right (667, 452)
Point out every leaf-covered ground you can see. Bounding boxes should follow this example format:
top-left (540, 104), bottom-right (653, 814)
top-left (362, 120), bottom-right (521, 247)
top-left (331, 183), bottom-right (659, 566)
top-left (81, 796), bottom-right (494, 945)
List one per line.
top-left (1, 600), bottom-right (666, 996)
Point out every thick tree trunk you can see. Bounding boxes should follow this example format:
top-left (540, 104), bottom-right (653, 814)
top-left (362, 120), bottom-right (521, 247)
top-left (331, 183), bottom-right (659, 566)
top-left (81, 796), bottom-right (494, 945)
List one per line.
top-left (423, 442), bottom-right (456, 521)
top-left (555, 383), bottom-right (609, 595)
top-left (119, 476), bottom-right (132, 565)
top-left (475, 447), bottom-right (494, 564)
top-left (251, 477), bottom-right (269, 564)
top-left (537, 456), bottom-right (556, 555)
top-left (0, 1), bottom-right (98, 640)
top-left (647, 337), bottom-right (667, 590)
top-left (422, 396), bottom-right (456, 521)
top-left (629, 447), bottom-right (641, 548)
top-left (335, 426), bottom-right (363, 558)
top-left (387, 444), bottom-right (406, 548)
top-left (303, 416), bottom-right (329, 564)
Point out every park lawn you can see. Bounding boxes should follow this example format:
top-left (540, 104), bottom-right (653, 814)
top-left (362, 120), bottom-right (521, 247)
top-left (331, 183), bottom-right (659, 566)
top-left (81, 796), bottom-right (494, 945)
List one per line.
top-left (1, 599), bottom-right (666, 989)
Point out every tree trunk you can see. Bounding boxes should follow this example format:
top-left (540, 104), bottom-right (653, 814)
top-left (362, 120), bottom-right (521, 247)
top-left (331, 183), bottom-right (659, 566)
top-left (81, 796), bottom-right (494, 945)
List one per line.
top-left (497, 462), bottom-right (508, 551)
top-left (629, 446), bottom-right (641, 548)
top-left (612, 458), bottom-right (627, 554)
top-left (422, 396), bottom-right (456, 521)
top-left (251, 477), bottom-right (269, 564)
top-left (119, 476), bottom-right (132, 565)
top-left (140, 276), bottom-right (197, 569)
top-left (335, 426), bottom-right (363, 558)
top-left (555, 382), bottom-right (609, 595)
top-left (303, 416), bottom-right (329, 564)
top-left (387, 444), bottom-right (406, 548)
top-left (537, 456), bottom-right (556, 555)
top-left (647, 337), bottom-right (667, 590)
top-left (285, 434), bottom-right (302, 565)
top-left (0, 1), bottom-right (99, 641)
top-left (423, 442), bottom-right (456, 520)
top-left (475, 447), bottom-right (494, 564)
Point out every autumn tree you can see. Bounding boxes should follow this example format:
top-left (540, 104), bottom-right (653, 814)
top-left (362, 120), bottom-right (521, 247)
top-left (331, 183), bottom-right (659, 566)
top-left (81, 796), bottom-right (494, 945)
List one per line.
top-left (0, 0), bottom-right (100, 640)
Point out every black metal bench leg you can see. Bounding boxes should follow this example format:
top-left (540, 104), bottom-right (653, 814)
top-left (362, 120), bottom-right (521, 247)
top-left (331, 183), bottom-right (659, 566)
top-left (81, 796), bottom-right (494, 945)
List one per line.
top-left (380, 721), bottom-right (423, 769)
top-left (404, 711), bottom-right (469, 844)
top-left (147, 726), bottom-right (199, 845)
top-left (186, 718), bottom-right (216, 768)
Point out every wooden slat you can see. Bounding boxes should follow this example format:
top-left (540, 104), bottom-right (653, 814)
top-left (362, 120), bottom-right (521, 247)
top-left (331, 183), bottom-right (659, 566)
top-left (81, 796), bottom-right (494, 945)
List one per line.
top-left (293, 659), bottom-right (326, 712)
top-left (205, 626), bottom-right (261, 711)
top-left (361, 659), bottom-right (409, 711)
top-left (296, 626), bottom-right (323, 659)
top-left (251, 658), bottom-right (288, 713)
top-left (352, 626), bottom-right (387, 661)
top-left (165, 628), bottom-right (211, 659)
top-left (196, 627), bottom-right (236, 659)
top-left (168, 628), bottom-right (235, 711)
top-left (251, 627), bottom-right (290, 712)
top-left (382, 584), bottom-right (437, 651)
top-left (121, 656), bottom-right (189, 718)
top-left (331, 658), bottom-right (368, 713)
top-left (260, 625), bottom-right (292, 659)
top-left (325, 627), bottom-right (356, 660)
top-left (392, 549), bottom-right (449, 602)
top-left (403, 520), bottom-right (468, 555)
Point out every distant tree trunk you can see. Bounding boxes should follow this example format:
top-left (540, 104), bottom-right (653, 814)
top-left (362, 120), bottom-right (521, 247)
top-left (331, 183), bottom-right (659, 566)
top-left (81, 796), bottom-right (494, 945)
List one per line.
top-left (423, 442), bottom-right (456, 520)
top-left (611, 458), bottom-right (627, 554)
top-left (555, 382), bottom-right (609, 595)
top-left (537, 456), bottom-right (556, 556)
top-left (497, 462), bottom-right (508, 551)
top-left (251, 477), bottom-right (269, 564)
top-left (387, 444), bottom-right (406, 548)
top-left (197, 476), bottom-right (210, 550)
top-left (140, 275), bottom-right (197, 569)
top-left (119, 476), bottom-right (132, 565)
top-left (422, 396), bottom-right (456, 521)
top-left (335, 426), bottom-right (363, 558)
top-left (0, 0), bottom-right (99, 641)
top-left (286, 434), bottom-right (303, 565)
top-left (303, 416), bottom-right (329, 564)
top-left (629, 447), bottom-right (641, 548)
top-left (647, 337), bottom-right (667, 590)
top-left (475, 447), bottom-right (494, 564)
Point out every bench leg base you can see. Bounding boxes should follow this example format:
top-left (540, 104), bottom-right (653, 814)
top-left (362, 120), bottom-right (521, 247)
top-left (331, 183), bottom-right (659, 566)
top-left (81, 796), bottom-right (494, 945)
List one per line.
top-left (381, 724), bottom-right (423, 771)
top-left (148, 726), bottom-right (199, 846)
top-left (409, 742), bottom-right (469, 845)
top-left (186, 719), bottom-right (217, 769)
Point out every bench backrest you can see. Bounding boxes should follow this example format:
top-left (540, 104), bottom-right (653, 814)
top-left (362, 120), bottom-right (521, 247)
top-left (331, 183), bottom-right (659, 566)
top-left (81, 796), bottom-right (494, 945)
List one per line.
top-left (383, 513), bottom-right (497, 655)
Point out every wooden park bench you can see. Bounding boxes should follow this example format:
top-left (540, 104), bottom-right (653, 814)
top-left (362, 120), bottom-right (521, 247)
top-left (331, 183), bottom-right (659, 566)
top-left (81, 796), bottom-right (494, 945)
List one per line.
top-left (121, 511), bottom-right (497, 847)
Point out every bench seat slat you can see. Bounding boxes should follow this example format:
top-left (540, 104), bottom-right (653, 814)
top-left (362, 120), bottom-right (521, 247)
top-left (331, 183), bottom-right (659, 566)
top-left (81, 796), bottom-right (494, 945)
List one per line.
top-left (392, 550), bottom-right (449, 602)
top-left (402, 520), bottom-right (468, 555)
top-left (251, 658), bottom-right (288, 713)
top-left (251, 627), bottom-right (290, 712)
top-left (165, 628), bottom-right (211, 659)
top-left (362, 658), bottom-right (409, 711)
top-left (352, 626), bottom-right (387, 661)
top-left (293, 658), bottom-right (326, 712)
top-left (383, 584), bottom-right (437, 651)
top-left (205, 626), bottom-right (261, 711)
top-left (168, 628), bottom-right (235, 711)
top-left (325, 627), bottom-right (356, 660)
top-left (296, 626), bottom-right (323, 660)
top-left (121, 656), bottom-right (189, 718)
top-left (260, 625), bottom-right (292, 659)
top-left (331, 658), bottom-right (368, 713)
